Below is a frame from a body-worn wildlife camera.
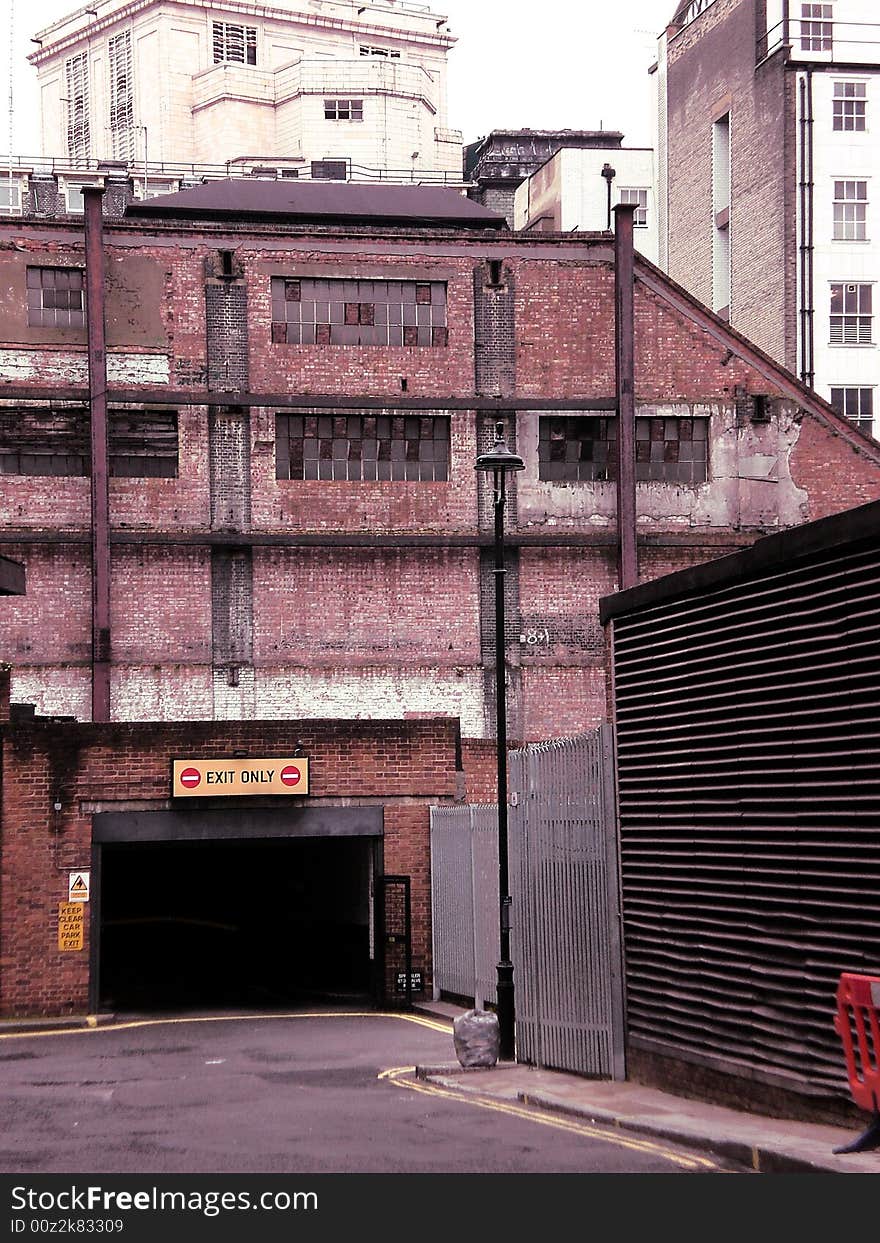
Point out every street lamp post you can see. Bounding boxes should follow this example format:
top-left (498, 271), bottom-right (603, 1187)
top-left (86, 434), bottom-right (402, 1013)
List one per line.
top-left (475, 421), bottom-right (525, 1062)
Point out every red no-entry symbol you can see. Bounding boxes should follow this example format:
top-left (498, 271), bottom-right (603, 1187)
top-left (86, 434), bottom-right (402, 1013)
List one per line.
top-left (281, 765), bottom-right (302, 787)
top-left (180, 767), bottom-right (202, 789)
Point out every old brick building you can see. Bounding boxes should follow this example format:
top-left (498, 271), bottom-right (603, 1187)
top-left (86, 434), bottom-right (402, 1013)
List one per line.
top-left (3, 177), bottom-right (880, 1016)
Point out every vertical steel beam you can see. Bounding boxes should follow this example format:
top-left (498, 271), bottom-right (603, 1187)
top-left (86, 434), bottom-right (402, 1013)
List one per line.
top-left (83, 187), bottom-right (111, 722)
top-left (614, 202), bottom-right (638, 591)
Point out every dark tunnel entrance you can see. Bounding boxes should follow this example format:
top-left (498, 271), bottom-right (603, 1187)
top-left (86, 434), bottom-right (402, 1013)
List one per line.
top-left (97, 835), bottom-right (377, 1011)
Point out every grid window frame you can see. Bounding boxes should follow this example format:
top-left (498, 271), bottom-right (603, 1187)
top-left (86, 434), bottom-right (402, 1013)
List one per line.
top-left (800, 3), bottom-right (833, 52)
top-left (620, 187), bottom-right (649, 228)
top-left (275, 412), bottom-right (450, 482)
top-left (324, 98), bottom-right (364, 122)
top-left (0, 180), bottom-right (23, 216)
top-left (830, 386), bottom-right (874, 433)
top-left (830, 282), bottom-right (874, 344)
top-left (833, 81), bottom-right (867, 132)
top-left (833, 179), bottom-right (868, 240)
top-left (271, 276), bottom-right (448, 348)
top-left (0, 407), bottom-right (178, 478)
top-left (26, 267), bottom-right (87, 330)
top-left (538, 414), bottom-right (709, 486)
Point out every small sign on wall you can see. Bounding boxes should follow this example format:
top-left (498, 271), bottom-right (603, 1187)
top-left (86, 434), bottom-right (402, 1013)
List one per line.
top-left (58, 902), bottom-right (84, 952)
top-left (68, 871), bottom-right (90, 902)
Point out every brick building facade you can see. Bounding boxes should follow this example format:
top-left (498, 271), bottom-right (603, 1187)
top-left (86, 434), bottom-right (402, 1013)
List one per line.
top-left (3, 178), bottom-right (880, 1016)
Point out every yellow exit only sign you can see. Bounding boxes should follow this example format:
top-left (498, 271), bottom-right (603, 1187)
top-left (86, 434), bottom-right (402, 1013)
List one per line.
top-left (172, 758), bottom-right (309, 798)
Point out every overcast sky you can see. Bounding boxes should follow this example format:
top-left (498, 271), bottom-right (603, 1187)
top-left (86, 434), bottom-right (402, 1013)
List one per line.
top-left (4, 1), bottom-right (674, 157)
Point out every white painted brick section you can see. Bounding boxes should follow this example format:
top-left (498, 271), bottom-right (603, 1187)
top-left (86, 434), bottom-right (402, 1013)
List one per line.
top-left (0, 350), bottom-right (171, 384)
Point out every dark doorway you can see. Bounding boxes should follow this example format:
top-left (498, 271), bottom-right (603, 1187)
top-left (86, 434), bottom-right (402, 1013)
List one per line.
top-left (98, 836), bottom-right (375, 1011)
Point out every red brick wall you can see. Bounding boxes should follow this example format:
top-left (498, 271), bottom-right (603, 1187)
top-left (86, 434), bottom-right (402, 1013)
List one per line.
top-left (0, 716), bottom-right (458, 1016)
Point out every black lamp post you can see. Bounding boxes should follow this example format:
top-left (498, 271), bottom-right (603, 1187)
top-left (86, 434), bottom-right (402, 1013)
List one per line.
top-left (475, 420), bottom-right (525, 1062)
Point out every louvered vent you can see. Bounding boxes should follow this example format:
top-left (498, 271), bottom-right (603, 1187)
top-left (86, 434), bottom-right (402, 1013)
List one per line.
top-left (610, 539), bottom-right (880, 1099)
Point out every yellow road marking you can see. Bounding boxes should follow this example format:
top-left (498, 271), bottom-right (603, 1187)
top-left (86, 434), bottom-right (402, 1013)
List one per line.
top-left (0, 1010), bottom-right (452, 1040)
top-left (377, 1065), bottom-right (720, 1172)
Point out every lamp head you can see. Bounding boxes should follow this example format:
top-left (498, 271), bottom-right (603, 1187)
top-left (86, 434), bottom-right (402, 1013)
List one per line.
top-left (475, 421), bottom-right (525, 475)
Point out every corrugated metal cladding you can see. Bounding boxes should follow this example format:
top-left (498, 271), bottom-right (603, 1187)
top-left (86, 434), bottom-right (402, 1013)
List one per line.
top-left (609, 538), bottom-right (880, 1100)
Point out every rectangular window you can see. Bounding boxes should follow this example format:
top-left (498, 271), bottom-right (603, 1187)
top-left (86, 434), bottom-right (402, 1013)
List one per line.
top-left (712, 113), bottom-right (731, 317)
top-left (833, 81), bottom-right (866, 132)
top-left (212, 22), bottom-right (257, 65)
top-left (324, 99), bottom-right (364, 122)
top-left (800, 3), bottom-right (832, 52)
top-left (275, 413), bottom-right (449, 482)
top-left (833, 180), bottom-right (868, 240)
top-left (271, 277), bottom-right (448, 348)
top-left (830, 386), bottom-right (874, 432)
top-left (108, 30), bottom-right (135, 161)
top-left (26, 267), bottom-right (86, 329)
top-left (619, 188), bottom-right (648, 227)
top-left (359, 45), bottom-right (401, 59)
top-left (830, 283), bottom-right (873, 343)
top-left (0, 408), bottom-right (178, 477)
top-left (65, 51), bottom-right (90, 161)
top-left (538, 415), bottom-right (709, 485)
top-left (0, 180), bottom-right (22, 216)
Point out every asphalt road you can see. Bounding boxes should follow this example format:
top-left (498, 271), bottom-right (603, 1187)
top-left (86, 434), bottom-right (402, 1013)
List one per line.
top-left (0, 1010), bottom-right (734, 1175)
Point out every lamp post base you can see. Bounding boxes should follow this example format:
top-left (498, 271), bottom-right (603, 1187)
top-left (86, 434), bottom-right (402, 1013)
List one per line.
top-left (496, 960), bottom-right (515, 1062)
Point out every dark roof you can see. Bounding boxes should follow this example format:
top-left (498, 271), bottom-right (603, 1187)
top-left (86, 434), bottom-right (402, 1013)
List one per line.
top-left (599, 496), bottom-right (880, 625)
top-left (125, 179), bottom-right (507, 229)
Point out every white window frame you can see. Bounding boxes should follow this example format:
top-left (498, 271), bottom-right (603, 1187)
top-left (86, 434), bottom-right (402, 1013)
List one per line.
top-left (0, 177), bottom-right (24, 216)
top-left (324, 98), bottom-right (364, 122)
top-left (619, 188), bottom-right (648, 228)
top-left (800, 3), bottom-right (833, 52)
top-left (830, 385), bottom-right (874, 432)
top-left (833, 81), bottom-right (867, 133)
top-left (832, 179), bottom-right (868, 241)
top-left (212, 21), bottom-right (257, 65)
top-left (830, 282), bottom-right (874, 345)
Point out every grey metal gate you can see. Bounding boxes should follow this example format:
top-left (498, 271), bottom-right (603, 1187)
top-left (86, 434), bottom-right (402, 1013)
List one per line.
top-left (430, 805), bottom-right (499, 1007)
top-left (430, 724), bottom-right (624, 1078)
top-left (510, 726), bottom-right (625, 1079)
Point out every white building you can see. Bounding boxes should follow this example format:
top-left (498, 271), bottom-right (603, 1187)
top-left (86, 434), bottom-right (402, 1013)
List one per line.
top-left (25, 0), bottom-right (462, 180)
top-left (513, 145), bottom-right (658, 262)
top-left (658, 0), bottom-right (880, 437)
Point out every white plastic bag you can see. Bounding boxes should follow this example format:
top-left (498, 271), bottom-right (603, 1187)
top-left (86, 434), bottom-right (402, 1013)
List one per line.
top-left (453, 1008), bottom-right (500, 1068)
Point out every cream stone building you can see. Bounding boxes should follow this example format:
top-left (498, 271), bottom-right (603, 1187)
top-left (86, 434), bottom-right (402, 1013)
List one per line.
top-left (27, 0), bottom-right (462, 179)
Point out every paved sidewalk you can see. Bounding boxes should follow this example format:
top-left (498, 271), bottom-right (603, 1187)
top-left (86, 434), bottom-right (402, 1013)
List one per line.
top-left (414, 1002), bottom-right (880, 1175)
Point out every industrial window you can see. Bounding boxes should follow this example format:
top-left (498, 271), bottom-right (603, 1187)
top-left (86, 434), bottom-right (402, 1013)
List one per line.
top-left (830, 282), bottom-right (873, 343)
top-left (538, 415), bottom-right (709, 485)
top-left (271, 277), bottom-right (448, 347)
top-left (65, 51), bottom-right (90, 161)
top-left (108, 30), bottom-right (135, 161)
top-left (275, 414), bottom-right (449, 482)
top-left (0, 408), bottom-right (178, 477)
top-left (212, 22), bottom-right (257, 65)
top-left (26, 267), bottom-right (86, 329)
top-left (619, 188), bottom-right (648, 227)
top-left (830, 386), bottom-right (874, 432)
top-left (800, 3), bottom-right (833, 51)
top-left (359, 45), bottom-right (401, 58)
top-left (324, 99), bottom-right (363, 122)
top-left (833, 180), bottom-right (868, 240)
top-left (833, 82), bottom-right (866, 132)
top-left (0, 180), bottom-right (22, 216)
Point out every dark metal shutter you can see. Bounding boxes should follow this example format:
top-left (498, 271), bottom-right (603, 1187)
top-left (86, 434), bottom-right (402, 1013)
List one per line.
top-left (610, 540), bottom-right (880, 1098)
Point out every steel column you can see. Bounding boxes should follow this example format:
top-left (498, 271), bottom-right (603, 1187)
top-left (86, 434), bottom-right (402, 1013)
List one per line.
top-left (83, 187), bottom-right (111, 722)
top-left (614, 202), bottom-right (638, 591)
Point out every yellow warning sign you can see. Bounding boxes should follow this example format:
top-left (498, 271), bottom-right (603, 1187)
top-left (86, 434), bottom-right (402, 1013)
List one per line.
top-left (58, 902), bottom-right (84, 952)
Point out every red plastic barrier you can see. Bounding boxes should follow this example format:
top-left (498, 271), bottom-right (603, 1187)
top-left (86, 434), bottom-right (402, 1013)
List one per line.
top-left (834, 973), bottom-right (880, 1114)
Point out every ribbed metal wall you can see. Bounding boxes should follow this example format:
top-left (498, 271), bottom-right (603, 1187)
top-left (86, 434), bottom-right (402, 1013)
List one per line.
top-left (610, 540), bottom-right (880, 1098)
top-left (510, 727), bottom-right (625, 1079)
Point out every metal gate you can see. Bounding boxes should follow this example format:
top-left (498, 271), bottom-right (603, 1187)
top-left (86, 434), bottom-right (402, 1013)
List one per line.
top-left (510, 726), bottom-right (625, 1079)
top-left (430, 725), bottom-right (624, 1078)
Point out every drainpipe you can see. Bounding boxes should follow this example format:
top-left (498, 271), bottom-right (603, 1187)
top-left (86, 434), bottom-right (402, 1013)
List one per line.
top-left (602, 162), bottom-right (616, 230)
top-left (614, 201), bottom-right (638, 590)
top-left (83, 186), bottom-right (111, 722)
top-left (798, 71), bottom-right (815, 388)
